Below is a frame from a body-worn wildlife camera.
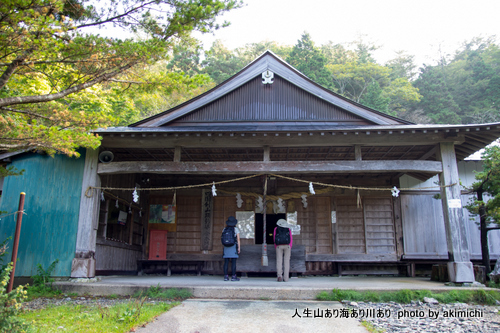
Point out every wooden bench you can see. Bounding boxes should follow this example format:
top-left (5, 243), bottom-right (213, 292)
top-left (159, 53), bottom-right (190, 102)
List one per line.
top-left (137, 253), bottom-right (222, 276)
top-left (237, 245), bottom-right (306, 274)
top-left (137, 245), bottom-right (306, 276)
top-left (401, 254), bottom-right (449, 277)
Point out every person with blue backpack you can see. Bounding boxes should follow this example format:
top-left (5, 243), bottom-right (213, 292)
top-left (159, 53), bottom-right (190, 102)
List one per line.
top-left (273, 219), bottom-right (293, 282)
top-left (221, 216), bottom-right (241, 281)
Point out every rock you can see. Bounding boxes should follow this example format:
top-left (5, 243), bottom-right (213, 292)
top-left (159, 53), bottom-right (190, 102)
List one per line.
top-left (423, 297), bottom-right (439, 304)
top-left (489, 258), bottom-right (500, 283)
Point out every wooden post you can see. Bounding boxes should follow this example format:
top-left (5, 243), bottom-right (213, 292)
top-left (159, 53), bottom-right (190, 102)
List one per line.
top-left (261, 176), bottom-right (268, 266)
top-left (8, 192), bottom-right (25, 293)
top-left (263, 146), bottom-right (270, 163)
top-left (354, 145), bottom-right (362, 161)
top-left (174, 146), bottom-right (181, 162)
top-left (71, 149), bottom-right (100, 278)
top-left (437, 142), bottom-right (474, 283)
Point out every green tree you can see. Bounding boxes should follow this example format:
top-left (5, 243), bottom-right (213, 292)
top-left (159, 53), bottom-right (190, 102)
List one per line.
top-left (286, 32), bottom-right (332, 89)
top-left (328, 61), bottom-right (391, 103)
top-left (111, 62), bottom-right (214, 123)
top-left (413, 63), bottom-right (462, 124)
top-left (413, 37), bottom-right (500, 125)
top-left (320, 42), bottom-right (356, 65)
top-left (166, 38), bottom-right (204, 77)
top-left (0, 0), bottom-right (242, 158)
top-left (201, 39), bottom-right (247, 84)
top-left (386, 51), bottom-right (418, 81)
top-left (360, 80), bottom-right (390, 114)
top-left (237, 40), bottom-right (292, 63)
top-left (465, 145), bottom-right (500, 276)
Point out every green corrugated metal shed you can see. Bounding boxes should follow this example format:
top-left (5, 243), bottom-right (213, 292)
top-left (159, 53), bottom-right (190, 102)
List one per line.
top-left (0, 151), bottom-right (85, 277)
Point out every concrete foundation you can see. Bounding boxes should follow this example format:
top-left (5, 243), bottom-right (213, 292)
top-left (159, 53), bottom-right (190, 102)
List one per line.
top-left (70, 258), bottom-right (96, 278)
top-left (447, 261), bottom-right (475, 283)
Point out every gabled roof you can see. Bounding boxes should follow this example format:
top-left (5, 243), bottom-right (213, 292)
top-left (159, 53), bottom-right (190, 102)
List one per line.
top-left (131, 51), bottom-right (412, 128)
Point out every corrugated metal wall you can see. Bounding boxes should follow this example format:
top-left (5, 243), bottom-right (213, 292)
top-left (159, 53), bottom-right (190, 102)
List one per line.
top-left (170, 76), bottom-right (369, 125)
top-left (0, 152), bottom-right (85, 277)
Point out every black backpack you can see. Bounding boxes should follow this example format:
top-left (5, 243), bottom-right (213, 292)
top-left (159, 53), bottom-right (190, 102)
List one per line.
top-left (221, 226), bottom-right (236, 247)
top-left (275, 226), bottom-right (290, 245)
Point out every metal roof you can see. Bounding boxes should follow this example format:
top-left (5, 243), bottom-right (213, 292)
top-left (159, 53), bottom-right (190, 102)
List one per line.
top-left (130, 51), bottom-right (412, 128)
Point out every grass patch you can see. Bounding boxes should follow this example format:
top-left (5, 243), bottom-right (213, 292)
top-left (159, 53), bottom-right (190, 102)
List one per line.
top-left (361, 320), bottom-right (385, 333)
top-left (487, 280), bottom-right (500, 289)
top-left (133, 284), bottom-right (192, 300)
top-left (316, 288), bottom-right (500, 305)
top-left (20, 300), bottom-right (179, 333)
top-left (26, 284), bottom-right (62, 300)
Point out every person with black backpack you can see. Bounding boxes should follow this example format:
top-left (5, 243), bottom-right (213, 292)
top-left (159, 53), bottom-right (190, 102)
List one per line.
top-left (273, 219), bottom-right (293, 282)
top-left (221, 216), bottom-right (241, 281)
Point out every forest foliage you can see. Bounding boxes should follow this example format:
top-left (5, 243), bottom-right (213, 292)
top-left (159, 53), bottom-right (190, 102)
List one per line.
top-left (0, 0), bottom-right (499, 165)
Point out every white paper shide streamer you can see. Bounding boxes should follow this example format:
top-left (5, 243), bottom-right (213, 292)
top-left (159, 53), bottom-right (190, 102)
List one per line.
top-left (391, 186), bottom-right (400, 197)
top-left (133, 187), bottom-right (139, 203)
top-left (257, 196), bottom-right (264, 212)
top-left (301, 194), bottom-right (308, 208)
top-left (212, 182), bottom-right (217, 196)
top-left (309, 182), bottom-right (315, 195)
top-left (236, 193), bottom-right (243, 208)
top-left (277, 198), bottom-right (285, 212)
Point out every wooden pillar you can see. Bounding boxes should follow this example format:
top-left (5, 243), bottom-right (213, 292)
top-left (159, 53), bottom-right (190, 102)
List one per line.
top-left (263, 146), bottom-right (270, 162)
top-left (174, 146), bottom-right (181, 162)
top-left (354, 145), bottom-right (362, 161)
top-left (437, 142), bottom-right (474, 283)
top-left (71, 148), bottom-right (101, 278)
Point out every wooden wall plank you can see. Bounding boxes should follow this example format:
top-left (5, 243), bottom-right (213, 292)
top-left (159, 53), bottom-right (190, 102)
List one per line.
top-left (315, 197), bottom-right (332, 254)
top-left (364, 197), bottom-right (396, 254)
top-left (336, 197), bottom-right (365, 254)
top-left (401, 193), bottom-right (448, 257)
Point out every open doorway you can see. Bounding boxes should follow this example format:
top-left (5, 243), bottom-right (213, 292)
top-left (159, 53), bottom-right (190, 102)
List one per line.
top-left (255, 213), bottom-right (286, 244)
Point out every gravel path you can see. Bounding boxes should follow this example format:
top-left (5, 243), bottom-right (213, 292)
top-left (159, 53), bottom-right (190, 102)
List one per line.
top-left (22, 297), bottom-right (500, 332)
top-left (345, 300), bottom-right (500, 333)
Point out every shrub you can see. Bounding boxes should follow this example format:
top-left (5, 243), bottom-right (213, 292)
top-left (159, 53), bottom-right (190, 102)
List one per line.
top-left (27, 259), bottom-right (61, 299)
top-left (0, 263), bottom-right (28, 332)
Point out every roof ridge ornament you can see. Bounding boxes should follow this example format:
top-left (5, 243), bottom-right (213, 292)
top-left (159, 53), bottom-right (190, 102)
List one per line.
top-left (262, 70), bottom-right (274, 84)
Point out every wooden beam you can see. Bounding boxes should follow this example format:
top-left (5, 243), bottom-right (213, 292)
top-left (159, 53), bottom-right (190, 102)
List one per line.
top-left (306, 253), bottom-right (398, 262)
top-left (100, 132), bottom-right (466, 149)
top-left (97, 160), bottom-right (443, 175)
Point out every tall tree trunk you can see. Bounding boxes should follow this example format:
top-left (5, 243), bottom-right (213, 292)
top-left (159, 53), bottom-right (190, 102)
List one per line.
top-left (478, 189), bottom-right (491, 276)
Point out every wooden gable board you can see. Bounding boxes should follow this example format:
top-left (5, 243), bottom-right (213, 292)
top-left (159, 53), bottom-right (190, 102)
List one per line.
top-left (133, 51), bottom-right (409, 128)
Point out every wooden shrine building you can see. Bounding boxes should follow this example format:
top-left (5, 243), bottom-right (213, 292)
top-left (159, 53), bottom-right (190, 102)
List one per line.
top-left (71, 51), bottom-right (500, 282)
